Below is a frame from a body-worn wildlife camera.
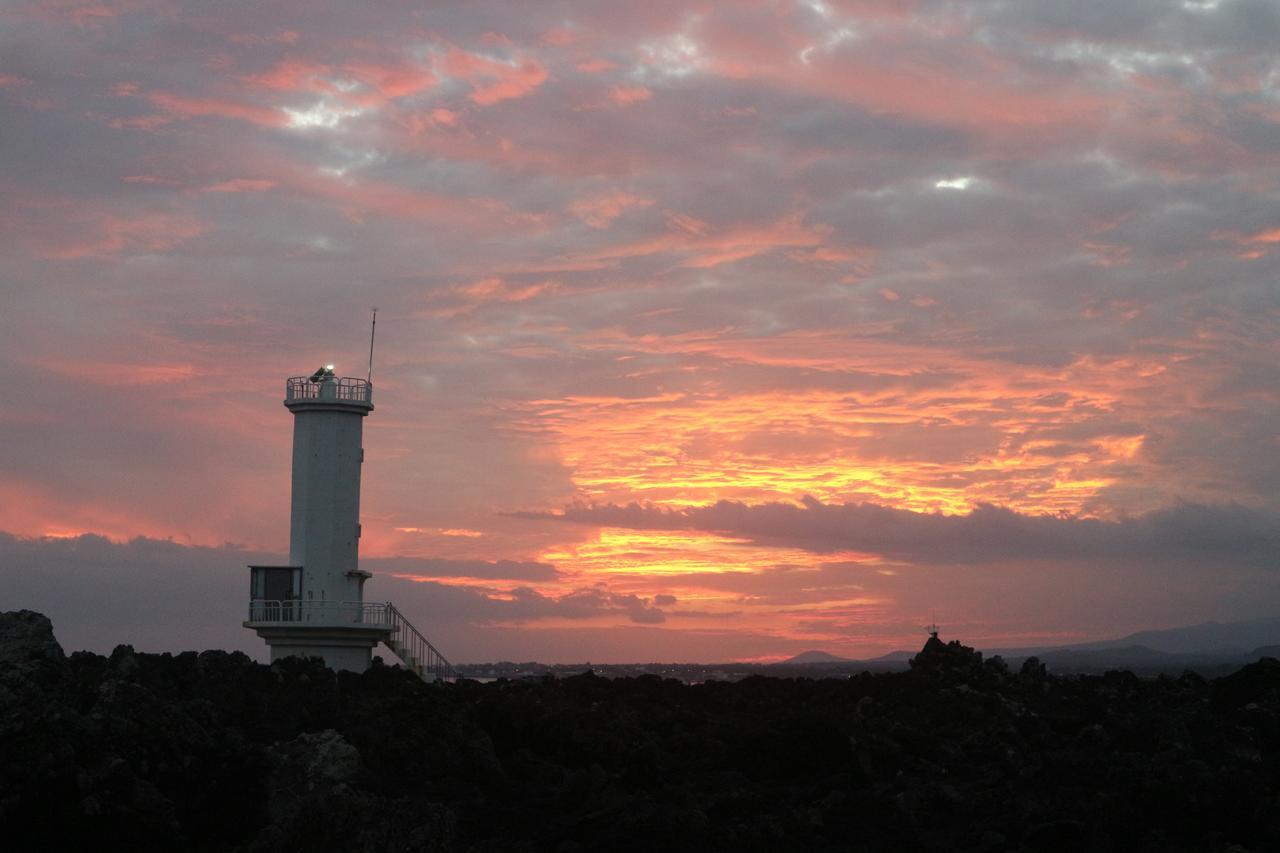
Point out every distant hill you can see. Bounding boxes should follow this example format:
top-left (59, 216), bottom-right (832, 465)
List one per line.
top-left (991, 617), bottom-right (1280, 658)
top-left (1112, 618), bottom-right (1280, 655)
top-left (780, 650), bottom-right (851, 664)
top-left (871, 650), bottom-right (917, 663)
top-left (1037, 645), bottom-right (1173, 665)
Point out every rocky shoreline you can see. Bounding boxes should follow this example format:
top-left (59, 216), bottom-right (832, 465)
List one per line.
top-left (3, 610), bottom-right (1278, 852)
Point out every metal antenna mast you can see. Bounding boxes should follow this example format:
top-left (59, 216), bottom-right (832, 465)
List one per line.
top-left (367, 308), bottom-right (378, 384)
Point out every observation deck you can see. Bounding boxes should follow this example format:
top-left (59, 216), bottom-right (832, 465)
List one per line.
top-left (284, 375), bottom-right (373, 412)
top-left (245, 599), bottom-right (456, 681)
top-left (246, 599), bottom-right (391, 628)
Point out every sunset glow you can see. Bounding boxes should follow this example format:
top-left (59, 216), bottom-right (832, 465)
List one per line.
top-left (3, 0), bottom-right (1279, 662)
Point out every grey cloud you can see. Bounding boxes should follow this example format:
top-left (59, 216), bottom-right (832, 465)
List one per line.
top-left (0, 532), bottom-right (668, 659)
top-left (970, 0), bottom-right (1280, 52)
top-left (2, 0), bottom-right (1279, 656)
top-left (516, 498), bottom-right (1280, 568)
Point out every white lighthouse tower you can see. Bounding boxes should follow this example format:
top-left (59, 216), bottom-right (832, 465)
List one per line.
top-left (244, 366), bottom-right (387, 672)
top-left (244, 366), bottom-right (455, 678)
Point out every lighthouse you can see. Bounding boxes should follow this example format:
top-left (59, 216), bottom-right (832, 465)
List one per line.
top-left (245, 365), bottom-right (457, 678)
top-left (244, 366), bottom-right (388, 672)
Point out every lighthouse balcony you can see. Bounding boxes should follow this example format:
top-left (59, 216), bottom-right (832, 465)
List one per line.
top-left (246, 599), bottom-right (393, 628)
top-left (285, 376), bottom-right (372, 406)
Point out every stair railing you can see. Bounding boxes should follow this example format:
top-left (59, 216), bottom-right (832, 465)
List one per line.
top-left (386, 602), bottom-right (457, 681)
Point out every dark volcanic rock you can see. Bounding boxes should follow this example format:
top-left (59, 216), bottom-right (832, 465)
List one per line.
top-left (3, 611), bottom-right (1280, 852)
top-left (909, 634), bottom-right (986, 679)
top-left (1214, 656), bottom-right (1280, 709)
top-left (0, 609), bottom-right (69, 695)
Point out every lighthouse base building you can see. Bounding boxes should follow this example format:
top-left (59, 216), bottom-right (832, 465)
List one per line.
top-left (244, 368), bottom-right (452, 679)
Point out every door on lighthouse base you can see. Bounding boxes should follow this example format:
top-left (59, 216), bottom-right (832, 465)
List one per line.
top-left (250, 566), bottom-right (302, 621)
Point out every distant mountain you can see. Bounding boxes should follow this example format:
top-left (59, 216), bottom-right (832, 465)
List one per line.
top-left (1252, 645), bottom-right (1280, 658)
top-left (1111, 618), bottom-right (1280, 655)
top-left (991, 617), bottom-right (1280, 658)
top-left (1038, 645), bottom-right (1174, 664)
top-left (871, 650), bottom-right (917, 663)
top-left (781, 650), bottom-right (851, 664)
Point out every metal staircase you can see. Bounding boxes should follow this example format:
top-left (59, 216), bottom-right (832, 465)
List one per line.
top-left (385, 602), bottom-right (457, 681)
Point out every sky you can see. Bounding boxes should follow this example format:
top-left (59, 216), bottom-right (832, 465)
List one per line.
top-left (2, 0), bottom-right (1279, 663)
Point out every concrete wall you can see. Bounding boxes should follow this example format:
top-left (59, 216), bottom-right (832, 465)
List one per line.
top-left (269, 641), bottom-right (372, 673)
top-left (289, 408), bottom-right (365, 604)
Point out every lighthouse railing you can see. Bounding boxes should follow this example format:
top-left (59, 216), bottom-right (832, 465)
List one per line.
top-left (386, 602), bottom-right (457, 681)
top-left (247, 599), bottom-right (392, 626)
top-left (285, 376), bottom-right (372, 404)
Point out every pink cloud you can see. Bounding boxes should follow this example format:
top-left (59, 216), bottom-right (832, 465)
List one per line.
top-left (244, 58), bottom-right (331, 93)
top-left (38, 360), bottom-right (201, 385)
top-left (229, 30), bottom-right (299, 46)
top-left (121, 175), bottom-right (181, 186)
top-left (1216, 226), bottom-right (1280, 259)
top-left (108, 115), bottom-right (173, 130)
top-left (285, 169), bottom-right (525, 229)
top-left (344, 62), bottom-right (436, 101)
top-left (38, 210), bottom-right (208, 259)
top-left (246, 57), bottom-right (436, 107)
top-left (610, 84), bottom-right (651, 105)
top-left (576, 58), bottom-right (617, 73)
top-left (430, 108), bottom-right (459, 126)
top-left (569, 212), bottom-right (828, 269)
top-left (570, 191), bottom-right (653, 228)
top-left (201, 179), bottom-right (277, 193)
top-left (440, 49), bottom-right (549, 105)
top-left (416, 277), bottom-right (563, 319)
top-left (147, 91), bottom-right (286, 127)
top-left (541, 26), bottom-right (578, 46)
top-left (456, 277), bottom-right (556, 302)
top-left (1242, 227), bottom-right (1280, 244)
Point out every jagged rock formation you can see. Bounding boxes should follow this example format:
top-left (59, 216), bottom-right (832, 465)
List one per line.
top-left (2, 611), bottom-right (1279, 852)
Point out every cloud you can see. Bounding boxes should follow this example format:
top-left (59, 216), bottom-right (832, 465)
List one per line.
top-left (367, 556), bottom-right (559, 581)
top-left (516, 498), bottom-right (1280, 569)
top-left (610, 84), bottom-right (651, 105)
top-left (569, 191), bottom-right (653, 228)
top-left (201, 178), bottom-right (277, 193)
top-left (0, 532), bottom-right (672, 657)
top-left (439, 49), bottom-right (548, 105)
top-left (2, 0), bottom-right (1279, 660)
top-left (146, 91), bottom-right (286, 127)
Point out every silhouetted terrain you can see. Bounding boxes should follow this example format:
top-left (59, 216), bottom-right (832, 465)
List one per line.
top-left (457, 617), bottom-right (1280, 683)
top-left (4, 611), bottom-right (1280, 852)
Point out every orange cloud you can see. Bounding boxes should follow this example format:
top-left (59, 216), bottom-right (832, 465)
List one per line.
top-left (513, 330), bottom-right (1163, 519)
top-left (1210, 226), bottom-right (1280, 260)
top-left (419, 277), bottom-right (561, 318)
top-left (566, 212), bottom-right (827, 268)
